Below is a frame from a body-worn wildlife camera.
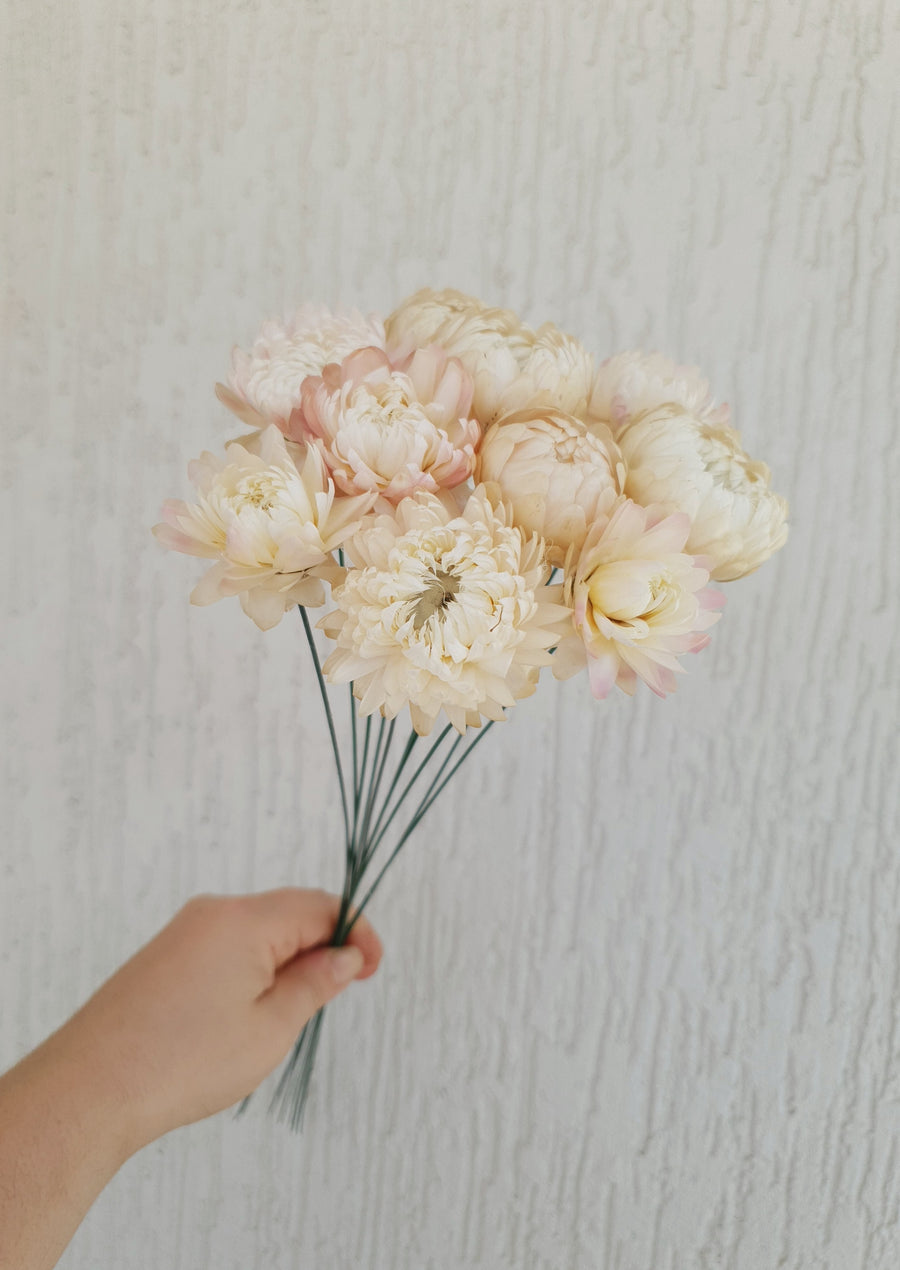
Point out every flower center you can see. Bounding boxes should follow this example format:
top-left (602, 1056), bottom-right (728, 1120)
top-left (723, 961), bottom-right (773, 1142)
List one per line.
top-left (587, 560), bottom-right (678, 627)
top-left (233, 474), bottom-right (280, 512)
top-left (348, 379), bottom-right (417, 431)
top-left (409, 568), bottom-right (461, 631)
top-left (553, 431), bottom-right (596, 464)
top-left (697, 430), bottom-right (762, 494)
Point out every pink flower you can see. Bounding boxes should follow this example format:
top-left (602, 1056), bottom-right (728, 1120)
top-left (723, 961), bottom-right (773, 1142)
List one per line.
top-left (385, 287), bottom-right (595, 427)
top-left (291, 345), bottom-right (481, 504)
top-left (587, 350), bottom-right (729, 434)
top-left (476, 406), bottom-right (623, 566)
top-left (152, 426), bottom-right (374, 630)
top-left (216, 306), bottom-right (387, 432)
top-left (552, 496), bottom-right (724, 699)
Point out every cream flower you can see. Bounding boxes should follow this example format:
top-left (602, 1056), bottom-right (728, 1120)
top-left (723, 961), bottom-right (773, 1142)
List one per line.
top-left (385, 287), bottom-right (594, 426)
top-left (152, 425), bottom-right (375, 630)
top-left (320, 488), bottom-right (569, 735)
top-left (587, 350), bottom-right (729, 433)
top-left (216, 306), bottom-right (387, 431)
top-left (476, 407), bottom-right (624, 566)
top-left (617, 407), bottom-right (789, 581)
top-left (293, 345), bottom-right (480, 504)
top-left (552, 496), bottom-right (724, 699)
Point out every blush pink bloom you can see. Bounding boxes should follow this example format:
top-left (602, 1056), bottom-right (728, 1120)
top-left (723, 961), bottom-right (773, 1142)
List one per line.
top-left (152, 425), bottom-right (375, 630)
top-left (215, 306), bottom-right (387, 432)
top-left (552, 495), bottom-right (724, 699)
top-left (385, 287), bottom-right (595, 427)
top-left (476, 406), bottom-right (624, 566)
top-left (617, 407), bottom-right (790, 582)
top-left (587, 349), bottom-right (729, 434)
top-left (292, 345), bottom-right (481, 504)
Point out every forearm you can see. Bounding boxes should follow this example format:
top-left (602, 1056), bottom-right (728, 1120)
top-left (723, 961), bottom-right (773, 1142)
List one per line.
top-left (0, 1024), bottom-right (136, 1270)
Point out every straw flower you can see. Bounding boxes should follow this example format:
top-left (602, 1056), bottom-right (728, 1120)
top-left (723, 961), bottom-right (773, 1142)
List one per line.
top-left (216, 306), bottom-right (386, 431)
top-left (587, 350), bottom-right (728, 434)
top-left (476, 407), bottom-right (624, 565)
top-left (293, 345), bottom-right (480, 504)
top-left (385, 287), bottom-right (594, 426)
top-left (320, 488), bottom-right (569, 735)
top-left (153, 425), bottom-right (375, 630)
top-left (552, 496), bottom-right (724, 699)
top-left (618, 407), bottom-right (789, 581)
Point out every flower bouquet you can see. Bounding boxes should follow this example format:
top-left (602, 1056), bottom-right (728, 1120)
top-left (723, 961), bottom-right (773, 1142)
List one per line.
top-left (154, 289), bottom-right (788, 1126)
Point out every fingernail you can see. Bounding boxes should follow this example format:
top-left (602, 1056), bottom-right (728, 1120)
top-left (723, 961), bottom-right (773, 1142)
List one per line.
top-left (330, 945), bottom-right (364, 985)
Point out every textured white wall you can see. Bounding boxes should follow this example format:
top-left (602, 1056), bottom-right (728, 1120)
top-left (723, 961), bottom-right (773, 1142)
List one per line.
top-left (3, 1), bottom-right (899, 1266)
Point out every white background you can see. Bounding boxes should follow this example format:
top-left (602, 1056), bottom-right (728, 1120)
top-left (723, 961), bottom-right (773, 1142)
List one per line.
top-left (3, 2), bottom-right (899, 1267)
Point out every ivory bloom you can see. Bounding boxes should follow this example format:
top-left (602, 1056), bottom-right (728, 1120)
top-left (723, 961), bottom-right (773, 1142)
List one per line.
top-left (216, 306), bottom-right (386, 431)
top-left (320, 488), bottom-right (569, 735)
top-left (294, 345), bottom-right (480, 504)
top-left (153, 425), bottom-right (374, 630)
top-left (552, 496), bottom-right (724, 699)
top-left (476, 407), bottom-right (624, 565)
top-left (587, 350), bottom-right (728, 434)
top-left (385, 287), bottom-right (594, 426)
top-left (618, 407), bottom-right (789, 581)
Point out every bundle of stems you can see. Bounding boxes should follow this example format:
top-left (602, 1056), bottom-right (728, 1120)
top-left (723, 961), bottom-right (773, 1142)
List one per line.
top-left (261, 604), bottom-right (495, 1130)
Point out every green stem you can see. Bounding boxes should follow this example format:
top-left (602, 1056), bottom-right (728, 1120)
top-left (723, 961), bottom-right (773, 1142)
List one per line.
top-left (352, 716), bottom-right (394, 891)
top-left (346, 722), bottom-right (495, 932)
top-left (299, 606), bottom-right (350, 850)
top-left (350, 685), bottom-right (359, 824)
top-left (356, 715), bottom-right (372, 835)
top-left (363, 729), bottom-right (419, 860)
top-left (358, 723), bottom-right (454, 874)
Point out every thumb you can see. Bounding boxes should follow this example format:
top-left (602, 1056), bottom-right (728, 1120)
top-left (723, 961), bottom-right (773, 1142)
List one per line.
top-left (264, 944), bottom-right (365, 1030)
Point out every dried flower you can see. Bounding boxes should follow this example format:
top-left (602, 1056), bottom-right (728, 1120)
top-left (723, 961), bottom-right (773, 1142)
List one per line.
top-left (385, 287), bottom-right (594, 426)
top-left (476, 407), bottom-right (624, 565)
top-left (153, 425), bottom-right (374, 629)
top-left (618, 407), bottom-right (789, 581)
top-left (216, 306), bottom-right (386, 431)
top-left (293, 345), bottom-right (480, 504)
top-left (320, 488), bottom-right (568, 734)
top-left (587, 349), bottom-right (728, 434)
top-left (552, 496), bottom-right (724, 699)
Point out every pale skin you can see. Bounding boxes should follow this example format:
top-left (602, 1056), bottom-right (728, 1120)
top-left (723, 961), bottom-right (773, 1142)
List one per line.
top-left (0, 889), bottom-right (382, 1270)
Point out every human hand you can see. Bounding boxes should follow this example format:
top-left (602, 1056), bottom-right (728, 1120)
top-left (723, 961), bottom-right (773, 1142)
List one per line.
top-left (0, 889), bottom-right (381, 1270)
top-left (57, 888), bottom-right (382, 1153)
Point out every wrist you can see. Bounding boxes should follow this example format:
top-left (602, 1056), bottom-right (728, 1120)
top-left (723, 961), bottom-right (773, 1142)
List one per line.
top-left (0, 1026), bottom-right (139, 1270)
top-left (17, 1020), bottom-right (147, 1170)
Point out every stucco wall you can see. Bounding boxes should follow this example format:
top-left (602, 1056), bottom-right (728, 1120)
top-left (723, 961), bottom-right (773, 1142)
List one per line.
top-left (3, 1), bottom-right (899, 1266)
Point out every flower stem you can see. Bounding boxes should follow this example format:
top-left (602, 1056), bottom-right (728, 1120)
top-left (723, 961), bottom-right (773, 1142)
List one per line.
top-left (299, 606), bottom-right (350, 850)
top-left (357, 723), bottom-right (454, 874)
top-left (274, 607), bottom-right (499, 1127)
top-left (352, 717), bottom-right (385, 884)
top-left (270, 1007), bottom-right (326, 1130)
top-left (363, 729), bottom-right (419, 858)
top-left (347, 722), bottom-right (495, 931)
top-left (350, 684), bottom-right (359, 823)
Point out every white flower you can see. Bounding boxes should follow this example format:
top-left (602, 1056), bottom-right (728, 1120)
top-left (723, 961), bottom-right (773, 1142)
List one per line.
top-left (618, 407), bottom-right (789, 581)
top-left (552, 496), bottom-right (724, 699)
top-left (153, 426), bottom-right (375, 629)
top-left (587, 350), bottom-right (728, 433)
top-left (476, 407), bottom-right (624, 565)
top-left (216, 306), bottom-right (386, 431)
top-left (320, 488), bottom-right (569, 735)
top-left (385, 288), bottom-right (594, 426)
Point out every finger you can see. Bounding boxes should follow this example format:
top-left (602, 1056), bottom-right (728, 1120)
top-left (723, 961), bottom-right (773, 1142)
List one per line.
top-left (240, 888), bottom-right (382, 975)
top-left (262, 944), bottom-right (367, 1032)
top-left (343, 915), bottom-right (383, 980)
